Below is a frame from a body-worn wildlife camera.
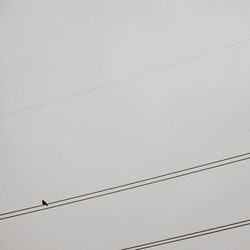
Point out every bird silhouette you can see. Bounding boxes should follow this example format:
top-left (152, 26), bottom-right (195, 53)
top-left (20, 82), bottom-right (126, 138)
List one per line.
top-left (42, 200), bottom-right (48, 206)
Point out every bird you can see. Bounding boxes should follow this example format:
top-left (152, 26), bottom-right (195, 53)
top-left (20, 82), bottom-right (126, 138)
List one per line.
top-left (42, 200), bottom-right (48, 206)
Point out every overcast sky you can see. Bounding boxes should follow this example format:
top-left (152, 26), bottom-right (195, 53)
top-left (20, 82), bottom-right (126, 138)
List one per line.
top-left (0, 1), bottom-right (250, 250)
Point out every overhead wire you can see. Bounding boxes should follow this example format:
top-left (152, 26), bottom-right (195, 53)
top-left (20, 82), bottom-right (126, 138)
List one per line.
top-left (0, 153), bottom-right (249, 221)
top-left (121, 219), bottom-right (250, 249)
top-left (1, 37), bottom-right (250, 119)
top-left (1, 152), bottom-right (249, 217)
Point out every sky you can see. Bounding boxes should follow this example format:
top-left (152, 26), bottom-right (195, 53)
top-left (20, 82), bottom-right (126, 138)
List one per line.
top-left (0, 1), bottom-right (250, 249)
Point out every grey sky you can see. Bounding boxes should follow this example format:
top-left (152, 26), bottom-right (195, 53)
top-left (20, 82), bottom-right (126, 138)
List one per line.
top-left (0, 1), bottom-right (250, 250)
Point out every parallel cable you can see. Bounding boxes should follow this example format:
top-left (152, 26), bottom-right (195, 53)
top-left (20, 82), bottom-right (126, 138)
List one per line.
top-left (0, 153), bottom-right (249, 217)
top-left (0, 153), bottom-right (249, 221)
top-left (1, 37), bottom-right (250, 119)
top-left (121, 219), bottom-right (250, 249)
top-left (1, 152), bottom-right (249, 216)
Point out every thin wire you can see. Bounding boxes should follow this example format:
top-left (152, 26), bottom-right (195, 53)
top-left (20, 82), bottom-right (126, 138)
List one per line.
top-left (1, 37), bottom-right (250, 119)
top-left (121, 219), bottom-right (250, 249)
top-left (0, 152), bottom-right (249, 217)
top-left (121, 219), bottom-right (250, 250)
top-left (0, 155), bottom-right (249, 221)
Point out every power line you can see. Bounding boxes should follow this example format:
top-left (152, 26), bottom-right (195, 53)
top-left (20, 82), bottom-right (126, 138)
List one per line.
top-left (2, 152), bottom-right (248, 217)
top-left (0, 153), bottom-right (249, 218)
top-left (0, 153), bottom-right (249, 221)
top-left (1, 37), bottom-right (250, 119)
top-left (121, 219), bottom-right (250, 249)
top-left (0, 154), bottom-right (249, 219)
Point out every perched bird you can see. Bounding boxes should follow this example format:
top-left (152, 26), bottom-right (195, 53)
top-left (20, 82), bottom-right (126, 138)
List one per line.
top-left (42, 200), bottom-right (48, 206)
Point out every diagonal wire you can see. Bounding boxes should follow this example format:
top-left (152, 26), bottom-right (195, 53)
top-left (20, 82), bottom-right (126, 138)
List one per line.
top-left (1, 37), bottom-right (250, 119)
top-left (121, 219), bottom-right (250, 249)
top-left (0, 152), bottom-right (249, 216)
top-left (0, 154), bottom-right (249, 221)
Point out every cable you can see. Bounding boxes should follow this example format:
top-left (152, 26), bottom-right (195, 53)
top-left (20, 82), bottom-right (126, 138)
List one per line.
top-left (1, 37), bottom-right (250, 119)
top-left (1, 154), bottom-right (249, 219)
top-left (1, 153), bottom-right (248, 216)
top-left (121, 219), bottom-right (250, 249)
top-left (0, 153), bottom-right (249, 221)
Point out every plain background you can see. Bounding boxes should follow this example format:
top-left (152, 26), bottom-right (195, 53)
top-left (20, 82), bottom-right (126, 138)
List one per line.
top-left (0, 1), bottom-right (250, 249)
